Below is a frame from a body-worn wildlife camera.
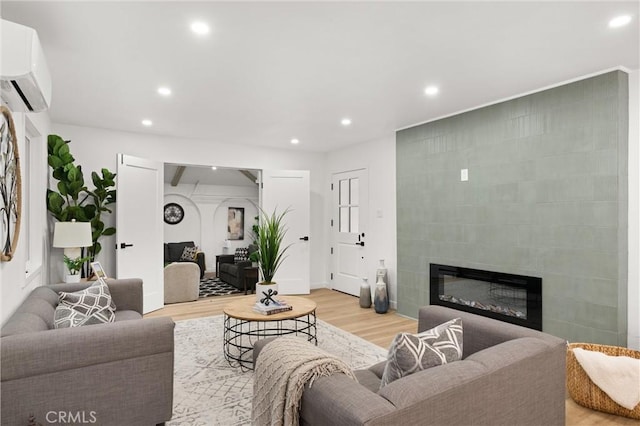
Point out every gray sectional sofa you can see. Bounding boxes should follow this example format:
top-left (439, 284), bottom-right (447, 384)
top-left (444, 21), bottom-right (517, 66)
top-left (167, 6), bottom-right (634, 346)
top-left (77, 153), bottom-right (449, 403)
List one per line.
top-left (1, 279), bottom-right (175, 426)
top-left (255, 305), bottom-right (566, 426)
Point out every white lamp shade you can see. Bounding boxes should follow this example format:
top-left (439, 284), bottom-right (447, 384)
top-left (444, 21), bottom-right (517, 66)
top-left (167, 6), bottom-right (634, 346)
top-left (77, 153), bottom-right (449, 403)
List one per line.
top-left (53, 221), bottom-right (93, 248)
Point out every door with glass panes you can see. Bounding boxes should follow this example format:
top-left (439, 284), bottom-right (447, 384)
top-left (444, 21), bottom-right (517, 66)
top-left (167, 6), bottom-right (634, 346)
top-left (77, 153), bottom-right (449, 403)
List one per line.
top-left (331, 169), bottom-right (368, 296)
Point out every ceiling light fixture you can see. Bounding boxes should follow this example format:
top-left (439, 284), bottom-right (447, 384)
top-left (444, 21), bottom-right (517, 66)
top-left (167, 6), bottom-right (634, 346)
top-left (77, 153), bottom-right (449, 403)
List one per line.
top-left (157, 87), bottom-right (172, 96)
top-left (424, 86), bottom-right (439, 96)
top-left (609, 15), bottom-right (632, 28)
top-left (291, 138), bottom-right (299, 145)
top-left (141, 119), bottom-right (153, 126)
top-left (190, 21), bottom-right (210, 35)
top-left (341, 118), bottom-right (352, 126)
top-left (211, 166), bottom-right (217, 170)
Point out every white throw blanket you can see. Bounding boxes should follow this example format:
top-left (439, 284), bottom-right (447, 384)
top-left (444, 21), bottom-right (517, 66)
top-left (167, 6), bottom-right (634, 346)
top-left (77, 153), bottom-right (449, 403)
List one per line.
top-left (252, 336), bottom-right (357, 426)
top-left (573, 347), bottom-right (640, 410)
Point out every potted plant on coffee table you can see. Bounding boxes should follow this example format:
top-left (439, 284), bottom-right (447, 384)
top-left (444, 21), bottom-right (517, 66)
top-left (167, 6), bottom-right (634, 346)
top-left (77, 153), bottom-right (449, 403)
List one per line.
top-left (255, 208), bottom-right (291, 303)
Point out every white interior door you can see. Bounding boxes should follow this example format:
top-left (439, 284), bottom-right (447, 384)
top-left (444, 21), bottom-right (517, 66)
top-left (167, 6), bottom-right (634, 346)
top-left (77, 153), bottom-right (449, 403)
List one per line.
top-left (116, 154), bottom-right (164, 313)
top-left (331, 169), bottom-right (368, 296)
top-left (261, 170), bottom-right (310, 295)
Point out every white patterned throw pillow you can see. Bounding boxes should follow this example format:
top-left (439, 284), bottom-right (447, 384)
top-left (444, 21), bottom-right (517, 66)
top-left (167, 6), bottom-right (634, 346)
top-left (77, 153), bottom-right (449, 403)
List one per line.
top-left (234, 248), bottom-right (249, 262)
top-left (380, 318), bottom-right (463, 388)
top-left (180, 246), bottom-right (199, 261)
top-left (53, 281), bottom-right (117, 328)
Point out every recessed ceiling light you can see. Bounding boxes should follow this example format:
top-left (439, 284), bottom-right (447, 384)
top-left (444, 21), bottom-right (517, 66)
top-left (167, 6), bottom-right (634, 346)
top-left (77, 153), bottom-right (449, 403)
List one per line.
top-left (211, 166), bottom-right (217, 170)
top-left (341, 118), bottom-right (352, 126)
top-left (291, 138), bottom-right (299, 145)
top-left (141, 119), bottom-right (153, 126)
top-left (190, 21), bottom-right (210, 35)
top-left (157, 87), bottom-right (172, 96)
top-left (424, 86), bottom-right (439, 96)
top-left (609, 15), bottom-right (632, 28)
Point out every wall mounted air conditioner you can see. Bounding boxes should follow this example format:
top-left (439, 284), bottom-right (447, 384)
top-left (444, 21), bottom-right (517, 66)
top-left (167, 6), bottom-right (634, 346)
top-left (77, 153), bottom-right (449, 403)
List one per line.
top-left (1, 19), bottom-right (52, 112)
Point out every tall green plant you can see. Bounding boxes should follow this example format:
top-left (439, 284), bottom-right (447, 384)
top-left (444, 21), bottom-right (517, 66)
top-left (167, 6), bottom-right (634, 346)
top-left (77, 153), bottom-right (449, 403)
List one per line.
top-left (46, 135), bottom-right (116, 266)
top-left (256, 208), bottom-right (291, 283)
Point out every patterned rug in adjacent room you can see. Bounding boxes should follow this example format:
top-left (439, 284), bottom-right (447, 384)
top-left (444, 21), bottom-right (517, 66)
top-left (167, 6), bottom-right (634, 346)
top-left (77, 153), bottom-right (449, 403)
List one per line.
top-left (199, 277), bottom-right (241, 298)
top-left (169, 315), bottom-right (387, 425)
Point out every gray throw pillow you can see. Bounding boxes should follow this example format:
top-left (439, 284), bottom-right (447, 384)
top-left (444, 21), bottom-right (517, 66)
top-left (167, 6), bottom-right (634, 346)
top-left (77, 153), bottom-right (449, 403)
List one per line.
top-left (380, 318), bottom-right (463, 388)
top-left (54, 281), bottom-right (116, 328)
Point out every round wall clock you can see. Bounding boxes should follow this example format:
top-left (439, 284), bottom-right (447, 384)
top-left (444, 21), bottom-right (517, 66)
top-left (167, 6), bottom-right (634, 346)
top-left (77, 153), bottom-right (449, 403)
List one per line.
top-left (164, 203), bottom-right (184, 225)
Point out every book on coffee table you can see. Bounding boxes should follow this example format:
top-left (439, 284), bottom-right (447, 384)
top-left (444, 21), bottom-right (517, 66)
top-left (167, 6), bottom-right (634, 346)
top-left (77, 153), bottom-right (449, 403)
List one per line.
top-left (253, 299), bottom-right (293, 315)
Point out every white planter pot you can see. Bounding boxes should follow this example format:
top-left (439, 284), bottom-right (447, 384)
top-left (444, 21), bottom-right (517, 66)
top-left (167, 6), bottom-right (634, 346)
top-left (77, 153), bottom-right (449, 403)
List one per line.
top-left (65, 274), bottom-right (81, 283)
top-left (255, 282), bottom-right (278, 303)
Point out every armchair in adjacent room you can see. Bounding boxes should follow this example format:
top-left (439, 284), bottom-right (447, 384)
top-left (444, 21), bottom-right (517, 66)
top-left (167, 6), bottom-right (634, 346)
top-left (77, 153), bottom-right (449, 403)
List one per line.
top-left (164, 241), bottom-right (206, 278)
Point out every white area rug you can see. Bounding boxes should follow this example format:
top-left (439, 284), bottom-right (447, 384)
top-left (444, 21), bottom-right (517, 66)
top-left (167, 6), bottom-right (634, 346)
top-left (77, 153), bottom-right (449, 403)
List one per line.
top-left (169, 315), bottom-right (387, 425)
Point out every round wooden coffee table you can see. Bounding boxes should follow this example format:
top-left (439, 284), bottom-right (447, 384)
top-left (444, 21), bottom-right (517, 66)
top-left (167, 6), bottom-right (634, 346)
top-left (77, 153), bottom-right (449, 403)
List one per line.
top-left (223, 295), bottom-right (317, 370)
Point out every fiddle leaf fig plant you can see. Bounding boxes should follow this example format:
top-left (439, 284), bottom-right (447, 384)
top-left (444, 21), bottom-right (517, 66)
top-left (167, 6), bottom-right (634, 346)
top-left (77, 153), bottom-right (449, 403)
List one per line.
top-left (46, 135), bottom-right (116, 269)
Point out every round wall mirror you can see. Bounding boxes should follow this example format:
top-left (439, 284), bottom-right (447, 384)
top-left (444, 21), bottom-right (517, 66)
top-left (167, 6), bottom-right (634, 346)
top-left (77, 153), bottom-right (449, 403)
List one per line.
top-left (0, 106), bottom-right (22, 261)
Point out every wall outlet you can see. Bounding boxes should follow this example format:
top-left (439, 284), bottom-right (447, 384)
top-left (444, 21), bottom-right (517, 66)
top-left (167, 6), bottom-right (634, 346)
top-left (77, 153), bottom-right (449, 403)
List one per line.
top-left (461, 169), bottom-right (469, 181)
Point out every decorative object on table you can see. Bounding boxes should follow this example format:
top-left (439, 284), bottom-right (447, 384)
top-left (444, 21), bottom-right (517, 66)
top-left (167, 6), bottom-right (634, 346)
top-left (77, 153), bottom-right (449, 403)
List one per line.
top-left (227, 206), bottom-right (245, 240)
top-left (0, 106), bottom-right (21, 262)
top-left (359, 277), bottom-right (371, 308)
top-left (255, 208), bottom-right (292, 302)
top-left (259, 288), bottom-right (279, 305)
top-left (90, 261), bottom-right (107, 279)
top-left (253, 298), bottom-right (292, 315)
top-left (46, 134), bottom-right (116, 277)
top-left (374, 265), bottom-right (389, 314)
top-left (53, 219), bottom-right (93, 283)
top-left (163, 202), bottom-right (184, 224)
top-left (222, 238), bottom-right (231, 253)
top-left (567, 342), bottom-right (640, 419)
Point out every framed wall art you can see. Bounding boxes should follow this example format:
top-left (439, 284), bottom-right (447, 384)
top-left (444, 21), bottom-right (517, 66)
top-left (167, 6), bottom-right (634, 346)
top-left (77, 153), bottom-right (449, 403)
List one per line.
top-left (227, 207), bottom-right (244, 240)
top-left (0, 106), bottom-right (21, 261)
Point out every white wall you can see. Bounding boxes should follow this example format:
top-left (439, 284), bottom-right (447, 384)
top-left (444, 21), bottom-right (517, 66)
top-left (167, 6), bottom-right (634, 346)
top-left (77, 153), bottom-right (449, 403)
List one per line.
top-left (326, 134), bottom-right (398, 306)
top-left (628, 69), bottom-right (639, 350)
top-left (51, 123), bottom-right (328, 286)
top-left (164, 182), bottom-right (259, 271)
top-left (0, 110), bottom-right (51, 324)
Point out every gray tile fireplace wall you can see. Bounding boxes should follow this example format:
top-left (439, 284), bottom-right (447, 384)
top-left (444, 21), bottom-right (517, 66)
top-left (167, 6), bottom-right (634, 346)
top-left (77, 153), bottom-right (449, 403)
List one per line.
top-left (396, 70), bottom-right (628, 346)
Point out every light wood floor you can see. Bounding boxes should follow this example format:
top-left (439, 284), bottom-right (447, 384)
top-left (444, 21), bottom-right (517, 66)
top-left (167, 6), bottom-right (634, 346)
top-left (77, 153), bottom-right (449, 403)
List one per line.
top-left (147, 288), bottom-right (638, 425)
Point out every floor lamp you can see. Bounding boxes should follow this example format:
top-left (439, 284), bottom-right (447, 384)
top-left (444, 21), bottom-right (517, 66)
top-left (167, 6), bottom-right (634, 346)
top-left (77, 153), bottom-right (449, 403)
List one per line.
top-left (53, 220), bottom-right (92, 283)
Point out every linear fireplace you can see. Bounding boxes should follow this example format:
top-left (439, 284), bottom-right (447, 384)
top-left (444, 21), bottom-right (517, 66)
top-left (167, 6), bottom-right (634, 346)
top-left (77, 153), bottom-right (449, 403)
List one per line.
top-left (430, 264), bottom-right (542, 330)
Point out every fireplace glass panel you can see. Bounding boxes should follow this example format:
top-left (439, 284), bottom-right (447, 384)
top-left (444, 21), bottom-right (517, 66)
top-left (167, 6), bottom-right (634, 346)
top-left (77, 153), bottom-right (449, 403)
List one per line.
top-left (441, 275), bottom-right (527, 319)
top-left (430, 264), bottom-right (542, 330)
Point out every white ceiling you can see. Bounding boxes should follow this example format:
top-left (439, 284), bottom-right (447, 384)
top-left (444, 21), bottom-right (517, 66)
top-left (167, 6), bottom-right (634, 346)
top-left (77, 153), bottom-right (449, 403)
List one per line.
top-left (164, 164), bottom-right (259, 187)
top-left (2, 1), bottom-right (638, 153)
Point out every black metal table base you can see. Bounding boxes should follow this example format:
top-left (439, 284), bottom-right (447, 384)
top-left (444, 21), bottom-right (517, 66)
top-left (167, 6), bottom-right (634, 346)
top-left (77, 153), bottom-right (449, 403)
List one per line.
top-left (223, 311), bottom-right (317, 371)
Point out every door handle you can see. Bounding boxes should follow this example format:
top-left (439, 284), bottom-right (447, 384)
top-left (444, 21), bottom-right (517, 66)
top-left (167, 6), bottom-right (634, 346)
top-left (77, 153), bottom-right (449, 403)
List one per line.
top-left (355, 241), bottom-right (365, 246)
top-left (120, 243), bottom-right (134, 249)
top-left (299, 236), bottom-right (309, 241)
